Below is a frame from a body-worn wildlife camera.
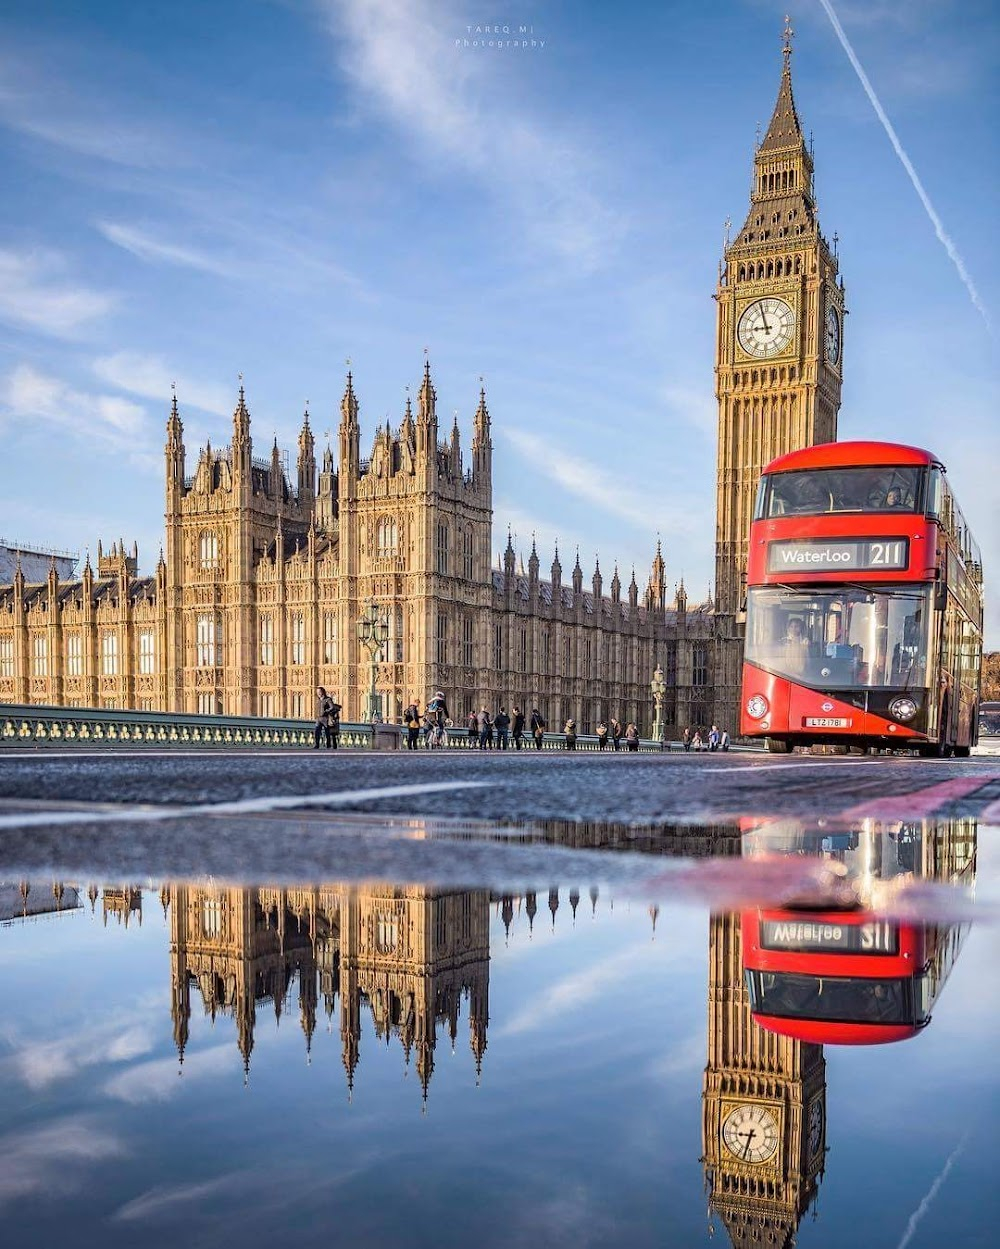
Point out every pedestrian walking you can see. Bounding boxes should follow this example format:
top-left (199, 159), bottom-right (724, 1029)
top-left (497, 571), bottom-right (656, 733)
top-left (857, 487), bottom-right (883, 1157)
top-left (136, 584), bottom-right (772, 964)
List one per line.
top-left (423, 690), bottom-right (448, 748)
top-left (596, 721), bottom-right (608, 750)
top-left (682, 727), bottom-right (692, 752)
top-left (495, 706), bottom-right (511, 750)
top-left (692, 730), bottom-right (704, 751)
top-left (477, 706), bottom-right (493, 750)
top-left (313, 686), bottom-right (334, 749)
top-left (708, 724), bottom-right (721, 751)
top-left (611, 718), bottom-right (623, 751)
top-left (720, 728), bottom-right (731, 752)
top-left (511, 705), bottom-right (525, 750)
top-left (327, 696), bottom-right (342, 749)
top-left (625, 722), bottom-right (640, 752)
top-left (564, 718), bottom-right (577, 750)
top-left (403, 700), bottom-right (421, 750)
top-left (530, 707), bottom-right (546, 750)
top-left (467, 710), bottom-right (478, 744)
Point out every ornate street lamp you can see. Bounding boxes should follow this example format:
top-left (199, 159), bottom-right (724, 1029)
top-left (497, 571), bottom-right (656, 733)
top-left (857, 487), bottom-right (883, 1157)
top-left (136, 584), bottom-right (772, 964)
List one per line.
top-left (650, 663), bottom-right (666, 746)
top-left (357, 600), bottom-right (389, 723)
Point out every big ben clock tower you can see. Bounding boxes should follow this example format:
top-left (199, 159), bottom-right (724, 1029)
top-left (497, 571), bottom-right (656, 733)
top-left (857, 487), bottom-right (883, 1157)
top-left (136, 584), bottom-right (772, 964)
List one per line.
top-left (713, 19), bottom-right (845, 730)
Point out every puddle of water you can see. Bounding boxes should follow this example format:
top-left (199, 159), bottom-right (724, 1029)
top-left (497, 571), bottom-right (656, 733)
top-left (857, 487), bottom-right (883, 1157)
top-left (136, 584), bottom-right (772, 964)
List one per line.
top-left (1, 816), bottom-right (996, 1248)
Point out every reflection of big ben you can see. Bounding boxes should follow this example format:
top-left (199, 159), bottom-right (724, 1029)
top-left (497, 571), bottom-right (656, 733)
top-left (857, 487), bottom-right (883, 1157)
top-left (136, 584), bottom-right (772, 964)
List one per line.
top-left (702, 914), bottom-right (826, 1246)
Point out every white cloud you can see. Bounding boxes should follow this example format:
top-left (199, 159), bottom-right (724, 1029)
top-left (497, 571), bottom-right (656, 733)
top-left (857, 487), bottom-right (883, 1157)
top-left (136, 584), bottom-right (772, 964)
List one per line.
top-left (93, 351), bottom-right (232, 418)
top-left (0, 248), bottom-right (114, 338)
top-left (321, 0), bottom-right (625, 269)
top-left (504, 426), bottom-right (669, 531)
top-left (96, 221), bottom-right (236, 278)
top-left (0, 48), bottom-right (180, 169)
top-left (660, 383), bottom-right (716, 438)
top-left (0, 1116), bottom-right (122, 1204)
top-left (0, 364), bottom-right (156, 469)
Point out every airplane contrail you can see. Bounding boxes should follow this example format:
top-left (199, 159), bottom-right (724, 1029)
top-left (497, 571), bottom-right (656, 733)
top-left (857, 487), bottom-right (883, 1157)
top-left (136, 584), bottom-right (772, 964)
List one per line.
top-left (896, 1131), bottom-right (969, 1249)
top-left (818, 0), bottom-right (991, 332)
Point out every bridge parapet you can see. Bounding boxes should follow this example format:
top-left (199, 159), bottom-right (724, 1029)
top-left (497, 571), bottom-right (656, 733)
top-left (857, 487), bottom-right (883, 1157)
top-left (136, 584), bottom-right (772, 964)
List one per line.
top-left (0, 704), bottom-right (668, 753)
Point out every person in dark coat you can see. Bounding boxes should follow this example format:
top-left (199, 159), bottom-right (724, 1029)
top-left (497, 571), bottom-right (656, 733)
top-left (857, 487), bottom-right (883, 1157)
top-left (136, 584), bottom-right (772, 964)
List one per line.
top-left (326, 697), bottom-right (342, 749)
top-left (611, 718), bottom-right (623, 751)
top-left (596, 721), bottom-right (608, 750)
top-left (404, 700), bottom-right (421, 750)
top-left (495, 707), bottom-right (511, 750)
top-left (511, 706), bottom-right (525, 750)
top-left (476, 707), bottom-right (492, 750)
top-left (530, 708), bottom-right (546, 750)
top-left (314, 686), bottom-right (333, 749)
top-left (682, 727), bottom-right (692, 752)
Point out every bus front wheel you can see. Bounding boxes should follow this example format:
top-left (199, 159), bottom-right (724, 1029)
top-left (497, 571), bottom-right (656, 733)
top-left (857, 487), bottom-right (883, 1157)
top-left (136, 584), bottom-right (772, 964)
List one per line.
top-left (954, 745), bottom-right (971, 758)
top-left (765, 737), bottom-right (792, 754)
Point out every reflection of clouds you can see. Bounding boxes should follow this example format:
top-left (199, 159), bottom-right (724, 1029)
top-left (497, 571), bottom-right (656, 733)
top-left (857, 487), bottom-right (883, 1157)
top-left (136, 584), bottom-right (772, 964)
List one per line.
top-left (495, 943), bottom-right (656, 1039)
top-left (0, 1116), bottom-right (122, 1204)
top-left (509, 1183), bottom-right (613, 1249)
top-left (103, 1043), bottom-right (233, 1103)
top-left (7, 1020), bottom-right (155, 1090)
top-left (645, 1030), bottom-right (705, 1082)
top-left (112, 1172), bottom-right (254, 1222)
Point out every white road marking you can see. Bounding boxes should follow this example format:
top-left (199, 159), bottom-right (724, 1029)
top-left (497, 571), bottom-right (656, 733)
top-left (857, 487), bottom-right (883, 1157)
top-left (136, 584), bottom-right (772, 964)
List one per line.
top-left (0, 780), bottom-right (491, 832)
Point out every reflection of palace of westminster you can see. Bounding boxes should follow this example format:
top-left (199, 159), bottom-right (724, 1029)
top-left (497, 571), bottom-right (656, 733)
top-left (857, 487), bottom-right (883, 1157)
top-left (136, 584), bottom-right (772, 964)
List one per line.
top-left (0, 30), bottom-right (843, 733)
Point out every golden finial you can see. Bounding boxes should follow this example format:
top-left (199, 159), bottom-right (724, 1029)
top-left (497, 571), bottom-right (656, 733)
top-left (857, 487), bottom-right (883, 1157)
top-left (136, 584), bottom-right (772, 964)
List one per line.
top-left (782, 14), bottom-right (794, 58)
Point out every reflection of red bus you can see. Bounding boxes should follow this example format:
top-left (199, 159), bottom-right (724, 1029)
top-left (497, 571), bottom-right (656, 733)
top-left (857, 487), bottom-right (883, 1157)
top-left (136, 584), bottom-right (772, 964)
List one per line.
top-left (740, 817), bottom-right (975, 1045)
top-left (743, 909), bottom-right (968, 1045)
top-left (740, 441), bottom-right (983, 755)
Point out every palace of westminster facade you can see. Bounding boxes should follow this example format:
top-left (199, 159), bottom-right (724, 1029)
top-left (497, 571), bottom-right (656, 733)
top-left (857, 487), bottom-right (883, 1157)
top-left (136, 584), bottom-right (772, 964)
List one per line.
top-left (0, 33), bottom-right (843, 733)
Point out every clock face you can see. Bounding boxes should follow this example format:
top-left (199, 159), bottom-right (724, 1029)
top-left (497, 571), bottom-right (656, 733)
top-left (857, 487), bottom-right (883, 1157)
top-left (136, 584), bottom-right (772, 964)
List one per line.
top-left (722, 1103), bottom-right (780, 1165)
top-left (808, 1098), bottom-right (824, 1157)
top-left (737, 298), bottom-right (796, 358)
top-left (825, 304), bottom-right (841, 365)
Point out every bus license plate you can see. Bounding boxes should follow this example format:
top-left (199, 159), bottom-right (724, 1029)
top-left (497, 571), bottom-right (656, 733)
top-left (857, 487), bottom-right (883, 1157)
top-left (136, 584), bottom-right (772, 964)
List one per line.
top-left (804, 717), bottom-right (851, 728)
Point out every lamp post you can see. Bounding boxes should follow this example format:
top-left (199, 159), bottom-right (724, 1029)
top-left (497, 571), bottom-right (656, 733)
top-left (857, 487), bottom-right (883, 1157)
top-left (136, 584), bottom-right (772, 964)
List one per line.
top-left (357, 600), bottom-right (389, 723)
top-left (650, 663), bottom-right (666, 746)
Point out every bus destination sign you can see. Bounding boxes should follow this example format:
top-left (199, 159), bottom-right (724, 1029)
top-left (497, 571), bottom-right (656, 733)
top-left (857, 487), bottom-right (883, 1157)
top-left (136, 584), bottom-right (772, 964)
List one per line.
top-left (761, 919), bottom-right (898, 954)
top-left (767, 538), bottom-right (908, 574)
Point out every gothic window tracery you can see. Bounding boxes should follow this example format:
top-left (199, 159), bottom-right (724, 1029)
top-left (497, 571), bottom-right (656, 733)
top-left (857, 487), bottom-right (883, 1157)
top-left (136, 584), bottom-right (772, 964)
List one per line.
top-left (199, 531), bottom-right (219, 571)
top-left (376, 517), bottom-right (398, 557)
top-left (196, 614), bottom-right (222, 667)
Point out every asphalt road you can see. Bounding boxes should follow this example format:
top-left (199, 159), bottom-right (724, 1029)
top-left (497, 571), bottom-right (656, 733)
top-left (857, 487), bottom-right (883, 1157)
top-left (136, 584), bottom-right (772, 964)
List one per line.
top-left (0, 749), bottom-right (997, 885)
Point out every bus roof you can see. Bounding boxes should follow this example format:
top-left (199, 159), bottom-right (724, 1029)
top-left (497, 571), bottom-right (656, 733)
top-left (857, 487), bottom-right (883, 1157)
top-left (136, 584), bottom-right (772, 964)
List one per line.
top-left (764, 441), bottom-right (942, 475)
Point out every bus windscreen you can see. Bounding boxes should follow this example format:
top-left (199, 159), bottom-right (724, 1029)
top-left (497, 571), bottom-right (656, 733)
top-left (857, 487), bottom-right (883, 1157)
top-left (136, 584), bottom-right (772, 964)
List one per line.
top-left (744, 585), bottom-right (933, 690)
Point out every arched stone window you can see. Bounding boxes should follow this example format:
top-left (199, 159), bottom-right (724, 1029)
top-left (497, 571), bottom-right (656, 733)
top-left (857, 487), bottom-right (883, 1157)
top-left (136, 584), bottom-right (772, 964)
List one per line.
top-left (376, 516), bottom-right (398, 557)
top-left (199, 531), bottom-right (219, 570)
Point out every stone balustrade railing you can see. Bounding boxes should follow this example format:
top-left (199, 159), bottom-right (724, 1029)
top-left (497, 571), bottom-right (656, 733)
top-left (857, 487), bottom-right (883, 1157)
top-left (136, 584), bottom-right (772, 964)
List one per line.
top-left (0, 703), bottom-right (670, 753)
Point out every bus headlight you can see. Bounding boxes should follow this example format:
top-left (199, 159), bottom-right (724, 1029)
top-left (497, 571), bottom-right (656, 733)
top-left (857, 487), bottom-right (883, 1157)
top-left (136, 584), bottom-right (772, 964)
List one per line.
top-left (889, 697), bottom-right (917, 722)
top-left (746, 694), bottom-right (769, 720)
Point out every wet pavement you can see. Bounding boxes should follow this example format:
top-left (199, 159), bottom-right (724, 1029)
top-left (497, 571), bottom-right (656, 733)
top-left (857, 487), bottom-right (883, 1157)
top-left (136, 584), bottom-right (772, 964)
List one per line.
top-left (1, 753), bottom-right (998, 1246)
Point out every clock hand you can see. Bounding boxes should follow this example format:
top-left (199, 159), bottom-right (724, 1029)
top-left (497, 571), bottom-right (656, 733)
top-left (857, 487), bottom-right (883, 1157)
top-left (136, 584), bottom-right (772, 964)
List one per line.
top-left (742, 1130), bottom-right (756, 1159)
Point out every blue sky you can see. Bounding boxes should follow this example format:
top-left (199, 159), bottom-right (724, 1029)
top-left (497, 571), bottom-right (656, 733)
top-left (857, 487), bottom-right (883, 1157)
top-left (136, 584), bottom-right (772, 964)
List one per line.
top-left (0, 1), bottom-right (997, 639)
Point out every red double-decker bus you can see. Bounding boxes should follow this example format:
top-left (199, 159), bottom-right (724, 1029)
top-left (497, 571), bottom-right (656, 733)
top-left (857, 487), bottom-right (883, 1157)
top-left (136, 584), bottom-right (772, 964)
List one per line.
top-left (740, 441), bottom-right (983, 755)
top-left (741, 817), bottom-right (975, 1046)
